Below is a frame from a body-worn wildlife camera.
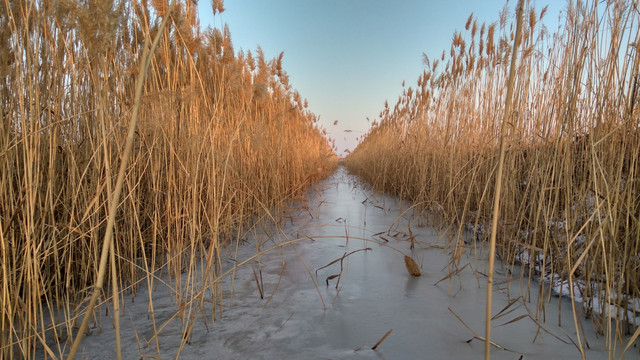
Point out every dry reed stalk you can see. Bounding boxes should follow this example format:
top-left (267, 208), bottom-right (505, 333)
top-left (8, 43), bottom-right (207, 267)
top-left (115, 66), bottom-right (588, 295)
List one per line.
top-left (448, 307), bottom-right (508, 351)
top-left (371, 328), bottom-right (393, 350)
top-left (484, 1), bottom-right (525, 359)
top-left (1, 0), bottom-right (337, 357)
top-left (68, 6), bottom-right (173, 359)
top-left (346, 0), bottom-right (640, 356)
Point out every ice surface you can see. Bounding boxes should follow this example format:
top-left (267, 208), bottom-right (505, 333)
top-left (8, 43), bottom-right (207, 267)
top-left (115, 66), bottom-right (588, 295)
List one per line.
top-left (41, 167), bottom-right (638, 359)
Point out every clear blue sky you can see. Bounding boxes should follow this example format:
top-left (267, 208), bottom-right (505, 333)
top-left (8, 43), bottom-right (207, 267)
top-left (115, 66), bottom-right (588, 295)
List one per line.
top-left (197, 1), bottom-right (564, 156)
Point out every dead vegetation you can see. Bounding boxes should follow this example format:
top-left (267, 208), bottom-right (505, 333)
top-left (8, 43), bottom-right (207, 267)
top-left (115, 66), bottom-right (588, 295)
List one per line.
top-left (0, 1), bottom-right (336, 358)
top-left (346, 0), bottom-right (640, 356)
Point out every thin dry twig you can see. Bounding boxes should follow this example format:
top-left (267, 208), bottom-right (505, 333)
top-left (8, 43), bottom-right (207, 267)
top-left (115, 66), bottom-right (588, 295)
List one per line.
top-left (371, 329), bottom-right (393, 350)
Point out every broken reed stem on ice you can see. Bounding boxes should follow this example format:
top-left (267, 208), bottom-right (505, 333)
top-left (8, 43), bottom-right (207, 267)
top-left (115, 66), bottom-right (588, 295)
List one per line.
top-left (371, 328), bottom-right (393, 350)
top-left (484, 1), bottom-right (524, 359)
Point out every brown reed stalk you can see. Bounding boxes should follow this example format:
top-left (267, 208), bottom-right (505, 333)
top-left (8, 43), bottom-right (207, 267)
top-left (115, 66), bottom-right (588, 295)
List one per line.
top-left (484, 1), bottom-right (524, 358)
top-left (346, 0), bottom-right (640, 356)
top-left (2, 0), bottom-right (337, 358)
top-left (67, 6), bottom-right (173, 360)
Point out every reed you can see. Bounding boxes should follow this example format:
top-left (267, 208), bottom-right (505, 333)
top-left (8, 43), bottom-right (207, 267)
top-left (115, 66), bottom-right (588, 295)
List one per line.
top-left (346, 0), bottom-right (640, 356)
top-left (0, 1), bottom-right (336, 358)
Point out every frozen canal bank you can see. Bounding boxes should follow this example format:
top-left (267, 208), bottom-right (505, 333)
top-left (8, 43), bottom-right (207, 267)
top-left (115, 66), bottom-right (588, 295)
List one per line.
top-left (68, 167), bottom-right (633, 359)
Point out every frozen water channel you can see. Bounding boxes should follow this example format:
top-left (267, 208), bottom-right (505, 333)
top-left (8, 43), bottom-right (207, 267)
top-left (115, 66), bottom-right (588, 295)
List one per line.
top-left (65, 167), bottom-right (634, 359)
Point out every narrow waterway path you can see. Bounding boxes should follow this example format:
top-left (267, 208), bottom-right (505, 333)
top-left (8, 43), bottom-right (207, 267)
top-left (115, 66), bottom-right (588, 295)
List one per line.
top-left (72, 167), bottom-right (621, 359)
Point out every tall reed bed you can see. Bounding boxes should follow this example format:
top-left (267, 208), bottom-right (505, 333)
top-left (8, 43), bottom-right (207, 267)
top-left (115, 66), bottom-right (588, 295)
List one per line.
top-left (346, 0), bottom-right (639, 354)
top-left (0, 1), bottom-right (336, 358)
